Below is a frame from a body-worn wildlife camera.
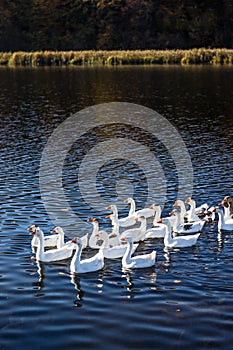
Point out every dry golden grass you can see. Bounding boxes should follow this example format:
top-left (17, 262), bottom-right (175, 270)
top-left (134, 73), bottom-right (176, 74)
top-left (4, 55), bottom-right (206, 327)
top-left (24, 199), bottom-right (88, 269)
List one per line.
top-left (0, 49), bottom-right (233, 66)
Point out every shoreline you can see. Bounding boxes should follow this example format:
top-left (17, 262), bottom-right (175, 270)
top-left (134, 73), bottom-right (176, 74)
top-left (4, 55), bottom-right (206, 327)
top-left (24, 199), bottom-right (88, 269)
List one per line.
top-left (0, 48), bottom-right (233, 67)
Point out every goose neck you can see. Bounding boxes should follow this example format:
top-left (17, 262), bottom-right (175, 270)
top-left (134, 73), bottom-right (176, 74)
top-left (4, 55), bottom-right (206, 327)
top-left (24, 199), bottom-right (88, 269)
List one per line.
top-left (128, 199), bottom-right (136, 216)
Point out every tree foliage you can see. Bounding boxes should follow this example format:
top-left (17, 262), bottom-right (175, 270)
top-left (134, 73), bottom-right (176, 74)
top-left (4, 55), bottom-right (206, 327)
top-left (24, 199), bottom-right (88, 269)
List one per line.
top-left (0, 0), bottom-right (232, 51)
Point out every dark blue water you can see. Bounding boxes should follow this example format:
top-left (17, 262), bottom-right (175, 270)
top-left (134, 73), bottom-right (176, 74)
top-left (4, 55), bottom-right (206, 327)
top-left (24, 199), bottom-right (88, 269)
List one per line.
top-left (0, 66), bottom-right (233, 350)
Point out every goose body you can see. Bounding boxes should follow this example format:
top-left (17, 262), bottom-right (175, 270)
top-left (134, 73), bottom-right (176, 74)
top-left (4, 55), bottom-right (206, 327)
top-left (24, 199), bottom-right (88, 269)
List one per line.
top-left (120, 216), bottom-right (147, 242)
top-left (95, 231), bottom-right (138, 259)
top-left (70, 237), bottom-right (104, 274)
top-left (163, 219), bottom-right (200, 248)
top-left (163, 218), bottom-right (200, 248)
top-left (28, 225), bottom-right (58, 248)
top-left (30, 227), bottom-right (74, 262)
top-left (171, 207), bottom-right (205, 234)
top-left (121, 236), bottom-right (156, 269)
top-left (216, 207), bottom-right (233, 231)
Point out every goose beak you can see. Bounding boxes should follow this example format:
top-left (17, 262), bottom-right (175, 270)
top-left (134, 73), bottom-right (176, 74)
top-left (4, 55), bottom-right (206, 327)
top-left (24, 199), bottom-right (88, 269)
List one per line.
top-left (87, 217), bottom-right (95, 222)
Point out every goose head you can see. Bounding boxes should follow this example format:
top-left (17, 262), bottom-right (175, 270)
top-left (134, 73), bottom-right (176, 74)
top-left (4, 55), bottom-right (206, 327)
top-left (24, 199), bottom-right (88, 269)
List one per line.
top-left (27, 224), bottom-right (38, 235)
top-left (219, 195), bottom-right (232, 208)
top-left (71, 237), bottom-right (82, 245)
top-left (87, 217), bottom-right (99, 226)
top-left (120, 236), bottom-right (133, 244)
top-left (106, 204), bottom-right (118, 213)
top-left (135, 215), bottom-right (146, 222)
top-left (170, 206), bottom-right (181, 216)
top-left (50, 226), bottom-right (63, 235)
top-left (30, 226), bottom-right (42, 238)
top-left (185, 197), bottom-right (194, 205)
top-left (124, 197), bottom-right (134, 204)
top-left (173, 199), bottom-right (185, 208)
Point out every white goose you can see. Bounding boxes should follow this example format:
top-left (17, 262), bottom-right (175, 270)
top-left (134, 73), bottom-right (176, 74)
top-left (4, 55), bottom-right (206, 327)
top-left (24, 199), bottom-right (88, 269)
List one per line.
top-left (70, 237), bottom-right (104, 274)
top-left (216, 207), bottom-right (233, 231)
top-left (145, 205), bottom-right (167, 238)
top-left (173, 200), bottom-right (187, 224)
top-left (50, 226), bottom-right (88, 249)
top-left (118, 198), bottom-right (137, 227)
top-left (28, 224), bottom-right (59, 248)
top-left (105, 214), bottom-right (121, 246)
top-left (87, 217), bottom-right (110, 249)
top-left (120, 215), bottom-right (147, 242)
top-left (121, 236), bottom-right (156, 269)
top-left (162, 218), bottom-right (201, 248)
top-left (95, 231), bottom-right (138, 259)
top-left (171, 207), bottom-right (205, 234)
top-left (30, 227), bottom-right (75, 262)
top-left (219, 195), bottom-right (233, 220)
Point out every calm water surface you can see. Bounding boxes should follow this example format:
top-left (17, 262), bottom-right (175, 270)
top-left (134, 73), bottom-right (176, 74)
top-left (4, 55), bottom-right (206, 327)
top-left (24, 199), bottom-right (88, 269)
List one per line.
top-left (0, 66), bottom-right (233, 350)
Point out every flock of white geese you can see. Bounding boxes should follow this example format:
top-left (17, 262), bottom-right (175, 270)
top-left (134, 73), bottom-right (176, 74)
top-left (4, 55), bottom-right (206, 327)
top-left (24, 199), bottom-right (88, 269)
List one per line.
top-left (27, 195), bottom-right (233, 274)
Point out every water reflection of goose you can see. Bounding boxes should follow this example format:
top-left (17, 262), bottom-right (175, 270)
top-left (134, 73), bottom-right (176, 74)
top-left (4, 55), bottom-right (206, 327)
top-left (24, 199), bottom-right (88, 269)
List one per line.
top-left (162, 218), bottom-right (201, 248)
top-left (31, 260), bottom-right (46, 290)
top-left (121, 236), bottom-right (156, 269)
top-left (28, 224), bottom-right (58, 248)
top-left (70, 274), bottom-right (85, 306)
top-left (30, 227), bottom-right (75, 262)
top-left (70, 237), bottom-right (104, 274)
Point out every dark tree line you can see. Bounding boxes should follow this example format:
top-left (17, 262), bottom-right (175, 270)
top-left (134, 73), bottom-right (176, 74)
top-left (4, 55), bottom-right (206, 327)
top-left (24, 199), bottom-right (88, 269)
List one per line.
top-left (0, 0), bottom-right (232, 51)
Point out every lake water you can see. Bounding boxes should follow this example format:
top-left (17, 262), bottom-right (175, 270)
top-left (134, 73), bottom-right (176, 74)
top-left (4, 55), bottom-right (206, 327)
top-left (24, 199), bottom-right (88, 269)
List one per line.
top-left (0, 65), bottom-right (233, 350)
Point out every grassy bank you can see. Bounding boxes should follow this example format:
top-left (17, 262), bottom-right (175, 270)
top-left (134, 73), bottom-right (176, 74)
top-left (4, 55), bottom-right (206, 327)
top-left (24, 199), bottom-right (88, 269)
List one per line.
top-left (0, 49), bottom-right (233, 66)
